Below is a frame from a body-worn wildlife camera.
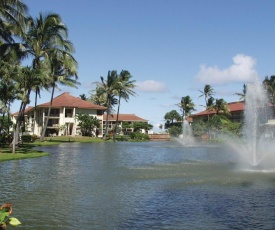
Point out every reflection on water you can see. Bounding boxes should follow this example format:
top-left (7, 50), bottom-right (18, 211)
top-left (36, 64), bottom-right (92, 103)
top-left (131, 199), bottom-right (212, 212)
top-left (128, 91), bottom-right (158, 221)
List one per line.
top-left (1, 141), bottom-right (275, 229)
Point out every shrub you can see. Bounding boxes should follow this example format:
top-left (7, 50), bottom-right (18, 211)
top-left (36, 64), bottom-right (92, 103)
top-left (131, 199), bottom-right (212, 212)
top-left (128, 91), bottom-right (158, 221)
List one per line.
top-left (129, 132), bottom-right (149, 140)
top-left (21, 135), bottom-right (32, 142)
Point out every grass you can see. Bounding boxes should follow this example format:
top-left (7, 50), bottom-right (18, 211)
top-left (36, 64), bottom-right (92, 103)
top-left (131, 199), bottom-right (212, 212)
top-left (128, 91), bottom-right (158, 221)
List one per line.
top-left (0, 136), bottom-right (104, 162)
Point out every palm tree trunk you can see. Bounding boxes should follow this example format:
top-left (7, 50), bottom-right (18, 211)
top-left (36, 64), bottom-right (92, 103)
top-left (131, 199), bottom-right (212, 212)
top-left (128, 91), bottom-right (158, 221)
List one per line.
top-left (12, 99), bottom-right (28, 153)
top-left (33, 89), bottom-right (38, 135)
top-left (113, 95), bottom-right (121, 141)
top-left (40, 85), bottom-right (55, 141)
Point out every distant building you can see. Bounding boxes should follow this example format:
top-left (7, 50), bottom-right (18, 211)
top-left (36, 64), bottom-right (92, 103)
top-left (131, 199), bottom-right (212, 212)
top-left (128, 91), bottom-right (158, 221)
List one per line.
top-left (11, 92), bottom-right (106, 137)
top-left (192, 101), bottom-right (245, 123)
top-left (103, 114), bottom-right (148, 134)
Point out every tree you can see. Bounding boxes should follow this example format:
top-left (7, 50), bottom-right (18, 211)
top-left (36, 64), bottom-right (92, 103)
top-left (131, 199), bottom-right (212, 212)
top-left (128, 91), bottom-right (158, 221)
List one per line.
top-left (113, 70), bottom-right (136, 140)
top-left (263, 76), bottom-right (275, 116)
top-left (213, 98), bottom-right (230, 115)
top-left (79, 94), bottom-right (87, 100)
top-left (132, 122), bottom-right (153, 132)
top-left (93, 71), bottom-right (119, 140)
top-left (0, 0), bottom-right (28, 44)
top-left (177, 96), bottom-right (196, 122)
top-left (164, 110), bottom-right (181, 129)
top-left (234, 84), bottom-right (247, 101)
top-left (199, 84), bottom-right (215, 122)
top-left (23, 13), bottom-right (78, 141)
top-left (75, 113), bottom-right (100, 136)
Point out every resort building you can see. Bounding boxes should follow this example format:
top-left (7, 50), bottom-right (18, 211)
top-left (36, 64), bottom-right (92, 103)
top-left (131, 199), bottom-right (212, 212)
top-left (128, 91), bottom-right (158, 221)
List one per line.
top-left (103, 114), bottom-right (148, 134)
top-left (192, 101), bottom-right (245, 123)
top-left (11, 92), bottom-right (107, 137)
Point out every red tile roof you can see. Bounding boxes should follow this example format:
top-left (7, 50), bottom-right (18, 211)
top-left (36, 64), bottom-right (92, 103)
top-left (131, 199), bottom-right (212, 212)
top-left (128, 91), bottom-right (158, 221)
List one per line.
top-left (192, 101), bottom-right (245, 117)
top-left (103, 114), bottom-right (148, 122)
top-left (12, 106), bottom-right (34, 116)
top-left (38, 92), bottom-right (106, 110)
top-left (12, 93), bottom-right (106, 115)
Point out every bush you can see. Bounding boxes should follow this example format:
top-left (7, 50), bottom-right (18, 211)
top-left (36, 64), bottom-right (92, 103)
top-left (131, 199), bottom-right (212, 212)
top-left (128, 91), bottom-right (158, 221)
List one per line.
top-left (168, 126), bottom-right (182, 137)
top-left (129, 132), bottom-right (149, 140)
top-left (21, 135), bottom-right (32, 142)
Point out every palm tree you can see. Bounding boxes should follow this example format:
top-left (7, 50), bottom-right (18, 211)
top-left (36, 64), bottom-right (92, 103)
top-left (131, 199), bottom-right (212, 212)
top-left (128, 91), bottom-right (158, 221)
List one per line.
top-left (199, 84), bottom-right (215, 122)
top-left (177, 95), bottom-right (196, 122)
top-left (21, 12), bottom-right (78, 140)
top-left (234, 84), bottom-right (247, 101)
top-left (113, 70), bottom-right (136, 140)
top-left (213, 98), bottom-right (230, 115)
top-left (93, 71), bottom-right (119, 140)
top-left (0, 0), bottom-right (28, 44)
top-left (40, 48), bottom-right (79, 141)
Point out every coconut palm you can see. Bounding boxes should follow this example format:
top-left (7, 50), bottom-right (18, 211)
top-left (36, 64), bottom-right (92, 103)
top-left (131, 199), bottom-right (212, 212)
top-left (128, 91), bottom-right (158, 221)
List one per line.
top-left (213, 98), bottom-right (230, 115)
top-left (234, 84), bottom-right (247, 101)
top-left (40, 48), bottom-right (79, 141)
top-left (177, 95), bottom-right (196, 122)
top-left (0, 0), bottom-right (28, 44)
top-left (113, 70), bottom-right (136, 140)
top-left (199, 84), bottom-right (215, 122)
top-left (93, 71), bottom-right (119, 140)
top-left (21, 12), bottom-right (78, 140)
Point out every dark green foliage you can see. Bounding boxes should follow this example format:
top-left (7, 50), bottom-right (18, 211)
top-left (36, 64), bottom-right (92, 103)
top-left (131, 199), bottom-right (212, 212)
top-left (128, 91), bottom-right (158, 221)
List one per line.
top-left (192, 121), bottom-right (207, 137)
top-left (129, 132), bottom-right (149, 140)
top-left (75, 113), bottom-right (100, 136)
top-left (21, 135), bottom-right (32, 142)
top-left (0, 133), bottom-right (12, 144)
top-left (132, 122), bottom-right (153, 132)
top-left (168, 126), bottom-right (182, 137)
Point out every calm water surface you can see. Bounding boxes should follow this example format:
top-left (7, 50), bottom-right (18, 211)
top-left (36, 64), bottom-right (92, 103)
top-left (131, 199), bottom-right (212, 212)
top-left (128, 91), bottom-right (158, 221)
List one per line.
top-left (1, 141), bottom-right (275, 229)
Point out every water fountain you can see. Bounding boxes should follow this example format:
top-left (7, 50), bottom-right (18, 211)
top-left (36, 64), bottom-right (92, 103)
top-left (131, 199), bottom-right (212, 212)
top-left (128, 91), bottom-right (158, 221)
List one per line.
top-left (228, 75), bottom-right (275, 170)
top-left (177, 119), bottom-right (195, 145)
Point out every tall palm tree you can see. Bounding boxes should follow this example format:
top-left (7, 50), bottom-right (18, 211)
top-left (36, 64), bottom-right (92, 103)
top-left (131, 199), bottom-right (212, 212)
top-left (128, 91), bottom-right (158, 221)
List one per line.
top-left (21, 12), bottom-right (78, 140)
top-left (177, 95), bottom-right (196, 122)
top-left (40, 48), bottom-right (79, 141)
top-left (199, 84), bottom-right (215, 122)
top-left (93, 71), bottom-right (119, 140)
top-left (113, 70), bottom-right (136, 140)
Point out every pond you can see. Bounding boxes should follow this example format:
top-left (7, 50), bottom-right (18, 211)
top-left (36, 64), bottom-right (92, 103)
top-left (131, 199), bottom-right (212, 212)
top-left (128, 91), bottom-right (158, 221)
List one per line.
top-left (1, 141), bottom-right (275, 229)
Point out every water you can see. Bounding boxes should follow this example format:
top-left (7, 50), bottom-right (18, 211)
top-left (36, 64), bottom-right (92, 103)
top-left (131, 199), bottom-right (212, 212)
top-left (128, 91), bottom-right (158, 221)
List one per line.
top-left (178, 120), bottom-right (195, 145)
top-left (1, 141), bottom-right (275, 229)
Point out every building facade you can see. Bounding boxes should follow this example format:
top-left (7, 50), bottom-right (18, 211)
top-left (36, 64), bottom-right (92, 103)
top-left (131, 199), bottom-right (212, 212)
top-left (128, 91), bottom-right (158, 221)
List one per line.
top-left (103, 114), bottom-right (148, 134)
top-left (12, 92), bottom-right (107, 137)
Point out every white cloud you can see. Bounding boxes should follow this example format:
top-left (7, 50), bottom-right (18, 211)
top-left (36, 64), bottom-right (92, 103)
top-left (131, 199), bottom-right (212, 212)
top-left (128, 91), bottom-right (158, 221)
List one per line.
top-left (196, 54), bottom-right (257, 84)
top-left (136, 80), bottom-right (168, 92)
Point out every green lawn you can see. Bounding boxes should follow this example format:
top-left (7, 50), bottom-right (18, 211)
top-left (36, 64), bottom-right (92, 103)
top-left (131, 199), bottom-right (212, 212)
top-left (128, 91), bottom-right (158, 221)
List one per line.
top-left (0, 136), bottom-right (104, 162)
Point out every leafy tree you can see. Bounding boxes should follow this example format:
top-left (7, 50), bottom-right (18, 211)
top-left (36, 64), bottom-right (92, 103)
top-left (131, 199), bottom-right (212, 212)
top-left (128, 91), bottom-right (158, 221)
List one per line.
top-left (75, 113), bottom-right (100, 136)
top-left (79, 94), bottom-right (87, 100)
top-left (132, 122), bottom-right (153, 132)
top-left (168, 126), bottom-right (182, 137)
top-left (164, 110), bottom-right (181, 129)
top-left (263, 75), bottom-right (275, 116)
top-left (113, 70), bottom-right (136, 140)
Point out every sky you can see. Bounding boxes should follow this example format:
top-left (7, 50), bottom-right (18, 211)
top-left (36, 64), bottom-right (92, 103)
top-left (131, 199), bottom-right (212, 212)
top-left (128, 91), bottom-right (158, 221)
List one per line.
top-left (12, 0), bottom-right (275, 131)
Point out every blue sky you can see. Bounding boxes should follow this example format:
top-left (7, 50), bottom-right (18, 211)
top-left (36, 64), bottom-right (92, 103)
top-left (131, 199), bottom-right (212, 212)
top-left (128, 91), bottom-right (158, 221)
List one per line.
top-left (13, 0), bottom-right (275, 131)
